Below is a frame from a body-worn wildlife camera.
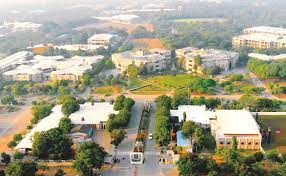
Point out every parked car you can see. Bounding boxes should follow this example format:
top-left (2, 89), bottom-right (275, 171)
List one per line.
top-left (148, 133), bottom-right (153, 140)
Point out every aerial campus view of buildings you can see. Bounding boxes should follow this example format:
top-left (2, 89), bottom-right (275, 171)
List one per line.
top-left (0, 1), bottom-right (286, 176)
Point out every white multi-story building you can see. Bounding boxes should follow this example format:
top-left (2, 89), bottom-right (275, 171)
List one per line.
top-left (232, 26), bottom-right (286, 49)
top-left (87, 33), bottom-right (119, 48)
top-left (176, 47), bottom-right (239, 72)
top-left (2, 55), bottom-right (103, 82)
top-left (112, 49), bottom-right (171, 73)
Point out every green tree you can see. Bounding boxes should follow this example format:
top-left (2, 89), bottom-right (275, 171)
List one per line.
top-left (32, 128), bottom-right (73, 160)
top-left (123, 98), bottom-right (135, 110)
top-left (113, 95), bottom-right (126, 111)
top-left (13, 152), bottom-right (24, 160)
top-left (1, 95), bottom-right (15, 106)
top-left (5, 161), bottom-right (38, 176)
top-left (177, 154), bottom-right (208, 176)
top-left (172, 91), bottom-right (189, 109)
top-left (127, 64), bottom-right (139, 78)
top-left (1, 152), bottom-right (11, 165)
top-left (155, 95), bottom-right (172, 110)
top-left (110, 129), bottom-right (127, 147)
top-left (182, 121), bottom-right (197, 137)
top-left (153, 115), bottom-right (171, 146)
top-left (61, 96), bottom-right (80, 116)
top-left (13, 133), bottom-right (22, 142)
top-left (194, 55), bottom-right (202, 70)
top-left (59, 117), bottom-right (73, 133)
top-left (73, 142), bottom-right (107, 176)
top-left (7, 140), bottom-right (17, 148)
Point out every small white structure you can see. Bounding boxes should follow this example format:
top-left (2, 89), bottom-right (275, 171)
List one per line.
top-left (211, 110), bottom-right (262, 150)
top-left (170, 105), bottom-right (213, 128)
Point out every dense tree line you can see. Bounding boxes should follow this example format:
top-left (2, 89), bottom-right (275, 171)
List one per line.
top-left (106, 95), bottom-right (135, 132)
top-left (247, 59), bottom-right (286, 79)
top-left (153, 95), bottom-right (172, 146)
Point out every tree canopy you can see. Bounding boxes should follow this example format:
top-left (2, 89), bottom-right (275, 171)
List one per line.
top-left (32, 128), bottom-right (73, 160)
top-left (73, 142), bottom-right (107, 176)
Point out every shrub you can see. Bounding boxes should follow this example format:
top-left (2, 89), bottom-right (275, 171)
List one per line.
top-left (254, 152), bottom-right (264, 162)
top-left (7, 140), bottom-right (17, 148)
top-left (14, 152), bottom-right (24, 160)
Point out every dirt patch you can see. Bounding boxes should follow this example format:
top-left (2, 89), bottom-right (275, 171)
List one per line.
top-left (93, 130), bottom-right (112, 153)
top-left (0, 106), bottom-right (33, 152)
top-left (132, 38), bottom-right (166, 49)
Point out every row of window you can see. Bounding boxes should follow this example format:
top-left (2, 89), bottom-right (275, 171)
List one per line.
top-left (219, 141), bottom-right (259, 145)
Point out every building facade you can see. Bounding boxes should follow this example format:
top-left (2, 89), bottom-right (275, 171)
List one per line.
top-left (112, 49), bottom-right (171, 73)
top-left (211, 110), bottom-right (262, 150)
top-left (232, 26), bottom-right (286, 49)
top-left (176, 47), bottom-right (239, 72)
top-left (87, 33), bottom-right (119, 48)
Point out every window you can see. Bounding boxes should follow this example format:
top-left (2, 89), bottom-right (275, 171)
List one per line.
top-left (220, 142), bottom-right (224, 145)
top-left (248, 142), bottom-right (252, 145)
top-left (227, 142), bottom-right (231, 145)
top-left (255, 142), bottom-right (259, 145)
top-left (241, 142), bottom-right (245, 145)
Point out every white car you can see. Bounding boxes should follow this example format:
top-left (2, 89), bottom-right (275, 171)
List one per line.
top-left (148, 133), bottom-right (153, 140)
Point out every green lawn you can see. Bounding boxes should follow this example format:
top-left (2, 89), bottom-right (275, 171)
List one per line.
top-left (130, 85), bottom-right (169, 95)
top-left (145, 74), bottom-right (198, 89)
top-left (259, 115), bottom-right (286, 152)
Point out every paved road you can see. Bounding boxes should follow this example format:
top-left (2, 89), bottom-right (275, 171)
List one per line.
top-left (249, 72), bottom-right (276, 99)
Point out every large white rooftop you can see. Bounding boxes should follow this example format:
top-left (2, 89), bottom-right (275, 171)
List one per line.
top-left (244, 26), bottom-right (286, 36)
top-left (16, 105), bottom-right (64, 150)
top-left (235, 33), bottom-right (286, 42)
top-left (0, 51), bottom-right (31, 71)
top-left (69, 102), bottom-right (118, 125)
top-left (215, 110), bottom-right (260, 136)
top-left (170, 105), bottom-right (214, 125)
top-left (16, 102), bottom-right (117, 150)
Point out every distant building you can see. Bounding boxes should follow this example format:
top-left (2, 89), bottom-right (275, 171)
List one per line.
top-left (27, 43), bottom-right (54, 55)
top-left (248, 53), bottom-right (286, 61)
top-left (2, 54), bottom-right (103, 82)
top-left (2, 65), bottom-right (43, 82)
top-left (95, 14), bottom-right (139, 24)
top-left (176, 47), bottom-right (239, 72)
top-left (112, 49), bottom-right (172, 73)
top-left (87, 33), bottom-right (119, 49)
top-left (15, 102), bottom-right (118, 152)
top-left (54, 44), bottom-right (103, 51)
top-left (170, 105), bottom-right (262, 150)
top-left (3, 21), bottom-right (42, 32)
top-left (232, 26), bottom-right (286, 48)
top-left (0, 51), bottom-right (32, 74)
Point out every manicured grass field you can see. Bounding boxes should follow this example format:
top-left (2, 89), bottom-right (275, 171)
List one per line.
top-left (145, 74), bottom-right (197, 89)
top-left (93, 85), bottom-right (121, 96)
top-left (259, 115), bottom-right (286, 152)
top-left (130, 85), bottom-right (169, 95)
